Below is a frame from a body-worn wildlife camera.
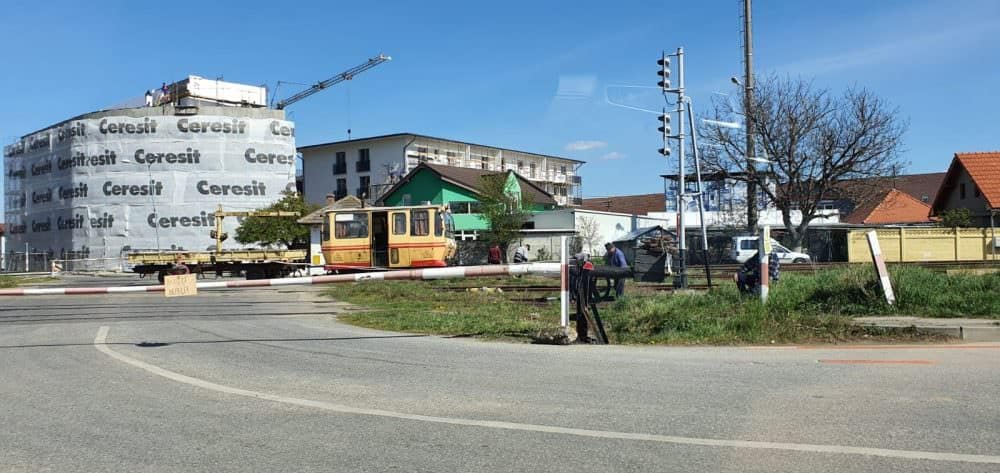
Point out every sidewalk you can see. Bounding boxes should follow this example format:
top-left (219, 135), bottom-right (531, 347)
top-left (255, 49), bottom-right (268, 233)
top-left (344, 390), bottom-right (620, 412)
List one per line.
top-left (854, 316), bottom-right (1000, 342)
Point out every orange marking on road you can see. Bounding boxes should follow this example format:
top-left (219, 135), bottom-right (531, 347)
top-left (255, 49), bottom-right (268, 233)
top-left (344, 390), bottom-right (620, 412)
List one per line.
top-left (818, 359), bottom-right (935, 365)
top-left (747, 344), bottom-right (1000, 350)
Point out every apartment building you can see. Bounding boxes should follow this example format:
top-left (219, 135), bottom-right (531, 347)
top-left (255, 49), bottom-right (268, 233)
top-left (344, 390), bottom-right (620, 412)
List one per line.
top-left (298, 133), bottom-right (584, 207)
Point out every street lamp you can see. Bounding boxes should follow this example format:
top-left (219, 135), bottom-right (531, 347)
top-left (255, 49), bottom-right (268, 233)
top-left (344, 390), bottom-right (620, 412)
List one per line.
top-left (119, 158), bottom-right (160, 251)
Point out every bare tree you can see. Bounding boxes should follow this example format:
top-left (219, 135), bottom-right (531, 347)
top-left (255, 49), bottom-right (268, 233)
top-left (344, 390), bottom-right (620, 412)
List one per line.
top-left (701, 75), bottom-right (907, 250)
top-left (576, 216), bottom-right (602, 253)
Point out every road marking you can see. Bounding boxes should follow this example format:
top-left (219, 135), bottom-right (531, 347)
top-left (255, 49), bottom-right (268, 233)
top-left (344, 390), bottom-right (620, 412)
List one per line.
top-left (93, 326), bottom-right (1000, 465)
top-left (818, 359), bottom-right (935, 365)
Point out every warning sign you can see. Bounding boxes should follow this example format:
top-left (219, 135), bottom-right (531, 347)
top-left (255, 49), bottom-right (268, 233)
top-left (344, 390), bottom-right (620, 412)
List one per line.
top-left (164, 274), bottom-right (198, 298)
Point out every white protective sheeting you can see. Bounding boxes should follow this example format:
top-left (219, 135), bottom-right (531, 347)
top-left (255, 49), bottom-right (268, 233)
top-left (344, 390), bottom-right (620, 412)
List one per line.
top-left (4, 110), bottom-right (296, 260)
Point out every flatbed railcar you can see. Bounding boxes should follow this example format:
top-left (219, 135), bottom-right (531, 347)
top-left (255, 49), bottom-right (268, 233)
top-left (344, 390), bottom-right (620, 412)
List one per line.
top-left (127, 249), bottom-right (308, 282)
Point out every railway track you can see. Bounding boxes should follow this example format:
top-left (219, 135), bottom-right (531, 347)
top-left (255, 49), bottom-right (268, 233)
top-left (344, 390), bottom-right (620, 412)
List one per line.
top-left (438, 260), bottom-right (998, 296)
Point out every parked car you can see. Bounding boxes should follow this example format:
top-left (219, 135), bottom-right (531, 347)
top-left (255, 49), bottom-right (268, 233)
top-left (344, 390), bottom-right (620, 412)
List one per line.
top-left (730, 236), bottom-right (811, 264)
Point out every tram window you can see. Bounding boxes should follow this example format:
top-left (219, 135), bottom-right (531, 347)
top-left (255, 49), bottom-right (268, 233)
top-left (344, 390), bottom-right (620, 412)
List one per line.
top-left (411, 210), bottom-right (429, 236)
top-left (392, 212), bottom-right (406, 235)
top-left (434, 211), bottom-right (444, 236)
top-left (334, 212), bottom-right (369, 239)
top-left (321, 215), bottom-right (331, 241)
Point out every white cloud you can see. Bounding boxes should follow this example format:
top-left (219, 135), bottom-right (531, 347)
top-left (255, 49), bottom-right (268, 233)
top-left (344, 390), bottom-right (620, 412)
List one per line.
top-left (600, 151), bottom-right (625, 160)
top-left (565, 140), bottom-right (607, 151)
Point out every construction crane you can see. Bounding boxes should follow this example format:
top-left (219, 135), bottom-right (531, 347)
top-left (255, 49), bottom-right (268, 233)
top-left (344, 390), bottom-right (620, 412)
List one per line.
top-left (211, 205), bottom-right (300, 253)
top-left (274, 53), bottom-right (392, 110)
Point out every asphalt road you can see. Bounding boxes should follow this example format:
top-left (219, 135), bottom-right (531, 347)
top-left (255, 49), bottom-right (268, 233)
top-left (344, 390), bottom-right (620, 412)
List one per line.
top-left (1, 276), bottom-right (999, 472)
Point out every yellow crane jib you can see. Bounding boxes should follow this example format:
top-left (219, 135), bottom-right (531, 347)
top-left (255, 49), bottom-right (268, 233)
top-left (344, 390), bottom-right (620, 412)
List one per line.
top-left (212, 205), bottom-right (301, 253)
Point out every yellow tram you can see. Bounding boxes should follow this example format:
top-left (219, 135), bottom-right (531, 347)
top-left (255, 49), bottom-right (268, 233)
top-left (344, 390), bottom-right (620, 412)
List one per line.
top-left (321, 204), bottom-right (457, 270)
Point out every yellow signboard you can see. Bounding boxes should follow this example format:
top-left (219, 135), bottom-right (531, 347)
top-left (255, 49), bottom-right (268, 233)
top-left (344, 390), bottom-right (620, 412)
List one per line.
top-left (164, 274), bottom-right (198, 298)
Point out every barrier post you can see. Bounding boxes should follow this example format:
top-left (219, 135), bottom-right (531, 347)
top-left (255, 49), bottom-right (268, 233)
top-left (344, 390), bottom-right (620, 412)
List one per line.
top-left (759, 226), bottom-right (771, 303)
top-left (559, 236), bottom-right (568, 327)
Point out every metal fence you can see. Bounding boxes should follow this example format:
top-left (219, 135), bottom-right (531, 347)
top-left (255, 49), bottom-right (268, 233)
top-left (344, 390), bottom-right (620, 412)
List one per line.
top-left (3, 252), bottom-right (52, 273)
top-left (50, 257), bottom-right (127, 275)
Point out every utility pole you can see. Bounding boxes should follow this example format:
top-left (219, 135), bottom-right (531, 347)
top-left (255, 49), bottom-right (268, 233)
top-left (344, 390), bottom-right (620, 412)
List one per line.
top-left (742, 0), bottom-right (758, 233)
top-left (658, 48), bottom-right (690, 288)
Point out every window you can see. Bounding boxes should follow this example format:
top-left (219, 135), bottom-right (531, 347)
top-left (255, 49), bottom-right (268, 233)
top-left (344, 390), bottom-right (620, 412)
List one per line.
top-left (468, 202), bottom-right (484, 214)
top-left (529, 162), bottom-right (536, 178)
top-left (446, 151), bottom-right (456, 166)
top-left (960, 183), bottom-right (967, 199)
top-left (357, 148), bottom-right (370, 172)
top-left (560, 165), bottom-right (567, 174)
top-left (333, 152), bottom-right (346, 174)
top-left (411, 210), bottom-right (429, 236)
top-left (321, 215), bottom-right (331, 241)
top-left (517, 161), bottom-right (524, 171)
top-left (448, 202), bottom-right (470, 214)
top-left (334, 212), bottom-right (369, 239)
top-left (740, 239), bottom-right (758, 250)
top-left (335, 178), bottom-right (347, 199)
top-left (480, 156), bottom-right (489, 170)
top-left (434, 211), bottom-right (443, 237)
top-left (392, 212), bottom-right (406, 235)
top-left (357, 175), bottom-right (370, 198)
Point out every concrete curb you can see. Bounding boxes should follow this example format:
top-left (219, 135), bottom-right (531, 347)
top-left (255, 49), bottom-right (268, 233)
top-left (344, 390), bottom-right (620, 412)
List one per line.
top-left (854, 318), bottom-right (1000, 342)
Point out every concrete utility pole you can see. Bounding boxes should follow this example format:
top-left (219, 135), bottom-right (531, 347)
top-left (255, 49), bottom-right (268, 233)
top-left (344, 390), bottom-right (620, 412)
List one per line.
top-left (742, 0), bottom-right (758, 233)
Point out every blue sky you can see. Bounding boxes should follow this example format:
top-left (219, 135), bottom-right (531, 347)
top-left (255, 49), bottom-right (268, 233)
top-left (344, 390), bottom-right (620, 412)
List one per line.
top-left (2, 0), bottom-right (999, 214)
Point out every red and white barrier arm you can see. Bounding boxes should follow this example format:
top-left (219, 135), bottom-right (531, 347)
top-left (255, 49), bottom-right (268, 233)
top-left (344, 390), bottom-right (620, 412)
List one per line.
top-left (0, 263), bottom-right (562, 297)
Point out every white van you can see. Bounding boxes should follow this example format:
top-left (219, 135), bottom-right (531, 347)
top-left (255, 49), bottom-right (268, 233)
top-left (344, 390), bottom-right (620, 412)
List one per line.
top-left (730, 236), bottom-right (811, 264)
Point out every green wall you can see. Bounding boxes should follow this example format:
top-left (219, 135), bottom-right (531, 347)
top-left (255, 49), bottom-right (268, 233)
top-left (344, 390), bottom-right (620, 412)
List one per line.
top-left (382, 167), bottom-right (553, 232)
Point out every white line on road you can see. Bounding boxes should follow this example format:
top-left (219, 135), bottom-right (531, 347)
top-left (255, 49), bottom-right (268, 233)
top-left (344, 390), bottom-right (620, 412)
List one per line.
top-left (93, 326), bottom-right (1000, 465)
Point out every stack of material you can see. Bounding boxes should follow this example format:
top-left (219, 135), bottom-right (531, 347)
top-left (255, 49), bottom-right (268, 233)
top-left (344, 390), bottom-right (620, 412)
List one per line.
top-left (612, 226), bottom-right (676, 283)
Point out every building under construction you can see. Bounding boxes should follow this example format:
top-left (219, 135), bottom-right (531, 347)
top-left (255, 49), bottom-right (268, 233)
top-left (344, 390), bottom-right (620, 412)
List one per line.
top-left (2, 76), bottom-right (298, 270)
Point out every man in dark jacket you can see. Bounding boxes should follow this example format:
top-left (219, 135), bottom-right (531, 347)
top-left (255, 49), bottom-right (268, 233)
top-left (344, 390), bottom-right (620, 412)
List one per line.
top-left (604, 243), bottom-right (628, 298)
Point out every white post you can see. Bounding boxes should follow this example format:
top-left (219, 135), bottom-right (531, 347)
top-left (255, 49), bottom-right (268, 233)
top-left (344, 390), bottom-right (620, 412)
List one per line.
top-left (559, 236), bottom-right (569, 327)
top-left (25, 243), bottom-right (29, 273)
top-left (759, 226), bottom-right (771, 303)
top-left (866, 230), bottom-right (896, 305)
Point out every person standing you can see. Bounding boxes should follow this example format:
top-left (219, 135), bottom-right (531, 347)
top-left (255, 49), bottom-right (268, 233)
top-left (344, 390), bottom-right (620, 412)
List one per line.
top-left (513, 243), bottom-right (530, 263)
top-left (604, 243), bottom-right (628, 298)
top-left (144, 90), bottom-right (153, 107)
top-left (488, 244), bottom-right (502, 264)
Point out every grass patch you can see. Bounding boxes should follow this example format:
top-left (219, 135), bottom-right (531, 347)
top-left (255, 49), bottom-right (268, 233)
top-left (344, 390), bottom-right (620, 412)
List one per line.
top-left (0, 275), bottom-right (16, 289)
top-left (325, 266), bottom-right (998, 344)
top-left (326, 278), bottom-right (559, 339)
top-left (0, 275), bottom-right (60, 288)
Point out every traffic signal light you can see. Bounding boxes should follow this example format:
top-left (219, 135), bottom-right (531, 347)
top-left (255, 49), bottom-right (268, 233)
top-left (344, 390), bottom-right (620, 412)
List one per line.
top-left (657, 53), bottom-right (671, 90)
top-left (658, 112), bottom-right (672, 141)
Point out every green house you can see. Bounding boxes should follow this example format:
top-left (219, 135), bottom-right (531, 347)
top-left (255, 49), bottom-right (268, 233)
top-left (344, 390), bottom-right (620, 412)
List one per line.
top-left (378, 163), bottom-right (557, 239)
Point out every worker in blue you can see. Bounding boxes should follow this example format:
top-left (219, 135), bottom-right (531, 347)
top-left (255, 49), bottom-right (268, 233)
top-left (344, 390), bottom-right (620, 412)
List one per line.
top-left (603, 242), bottom-right (629, 299)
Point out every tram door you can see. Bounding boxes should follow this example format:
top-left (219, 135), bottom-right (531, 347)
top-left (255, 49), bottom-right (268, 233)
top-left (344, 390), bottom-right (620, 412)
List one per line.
top-left (371, 211), bottom-right (389, 267)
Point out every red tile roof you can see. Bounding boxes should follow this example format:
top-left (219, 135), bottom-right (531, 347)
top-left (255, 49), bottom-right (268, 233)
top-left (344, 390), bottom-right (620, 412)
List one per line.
top-left (581, 193), bottom-right (665, 215)
top-left (956, 152), bottom-right (1000, 208)
top-left (931, 152), bottom-right (1000, 213)
top-left (842, 188), bottom-right (933, 225)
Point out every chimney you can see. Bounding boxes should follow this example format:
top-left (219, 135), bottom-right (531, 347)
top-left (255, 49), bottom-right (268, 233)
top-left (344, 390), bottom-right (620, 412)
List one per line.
top-left (325, 193), bottom-right (335, 206)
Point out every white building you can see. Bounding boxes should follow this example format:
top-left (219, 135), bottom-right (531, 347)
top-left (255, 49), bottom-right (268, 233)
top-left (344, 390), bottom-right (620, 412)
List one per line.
top-left (299, 133), bottom-right (585, 207)
top-left (527, 208), bottom-right (670, 258)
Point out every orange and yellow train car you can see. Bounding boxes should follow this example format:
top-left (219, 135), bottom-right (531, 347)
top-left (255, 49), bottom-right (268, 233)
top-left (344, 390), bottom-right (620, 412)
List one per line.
top-left (321, 205), bottom-right (457, 271)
